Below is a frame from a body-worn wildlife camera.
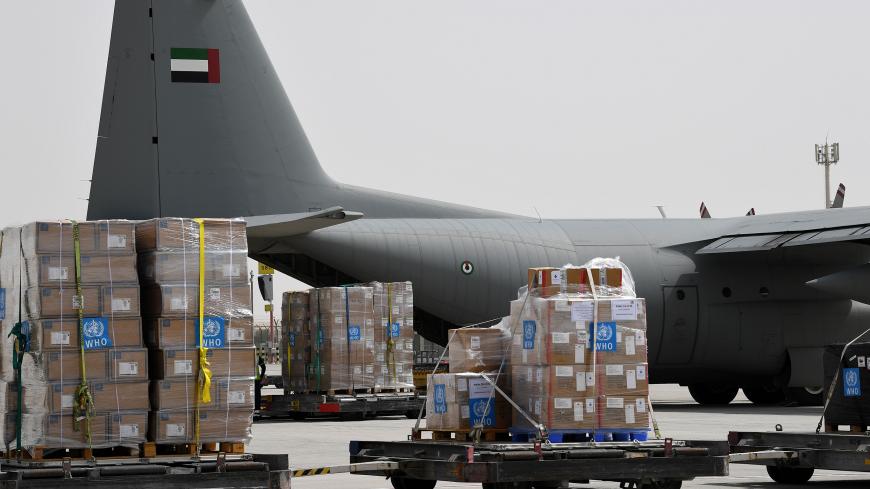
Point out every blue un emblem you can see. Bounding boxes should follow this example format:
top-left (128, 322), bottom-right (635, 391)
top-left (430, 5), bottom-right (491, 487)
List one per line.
top-left (522, 320), bottom-right (536, 350)
top-left (843, 368), bottom-right (862, 397)
top-left (433, 384), bottom-right (447, 413)
top-left (589, 322), bottom-right (616, 352)
top-left (348, 325), bottom-right (361, 341)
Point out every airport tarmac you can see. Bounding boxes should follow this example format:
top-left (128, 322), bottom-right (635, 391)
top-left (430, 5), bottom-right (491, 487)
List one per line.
top-left (250, 384), bottom-right (869, 488)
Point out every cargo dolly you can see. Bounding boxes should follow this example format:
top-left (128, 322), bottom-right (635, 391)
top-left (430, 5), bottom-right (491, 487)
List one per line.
top-left (346, 437), bottom-right (728, 489)
top-left (259, 391), bottom-right (425, 420)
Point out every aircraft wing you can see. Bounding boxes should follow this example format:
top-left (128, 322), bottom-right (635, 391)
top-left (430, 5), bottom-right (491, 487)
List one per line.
top-left (245, 206), bottom-right (363, 239)
top-left (695, 207), bottom-right (870, 255)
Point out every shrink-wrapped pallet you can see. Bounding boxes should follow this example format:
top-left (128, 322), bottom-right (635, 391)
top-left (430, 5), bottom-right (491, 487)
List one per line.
top-left (370, 282), bottom-right (415, 391)
top-left (448, 327), bottom-right (509, 373)
top-left (281, 291), bottom-right (310, 392)
top-left (136, 218), bottom-right (254, 445)
top-left (0, 221), bottom-right (147, 448)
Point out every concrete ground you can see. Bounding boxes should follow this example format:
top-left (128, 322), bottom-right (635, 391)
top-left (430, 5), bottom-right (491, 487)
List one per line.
top-left (249, 384), bottom-right (869, 488)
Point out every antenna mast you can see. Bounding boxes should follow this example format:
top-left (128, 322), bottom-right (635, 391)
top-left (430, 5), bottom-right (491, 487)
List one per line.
top-left (815, 141), bottom-right (840, 208)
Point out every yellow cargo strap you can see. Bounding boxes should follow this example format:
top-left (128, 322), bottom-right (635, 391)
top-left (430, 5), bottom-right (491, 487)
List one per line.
top-left (71, 221), bottom-right (95, 447)
top-left (193, 218), bottom-right (213, 452)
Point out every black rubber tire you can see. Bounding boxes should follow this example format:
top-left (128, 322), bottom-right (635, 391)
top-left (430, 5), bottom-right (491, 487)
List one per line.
top-left (339, 411), bottom-right (365, 421)
top-left (640, 481), bottom-right (682, 489)
top-left (406, 408), bottom-right (424, 419)
top-left (766, 466), bottom-right (814, 484)
top-left (742, 384), bottom-right (786, 405)
top-left (482, 483), bottom-right (532, 489)
top-left (391, 477), bottom-right (437, 489)
top-left (786, 387), bottom-right (824, 406)
top-left (688, 383), bottom-right (739, 405)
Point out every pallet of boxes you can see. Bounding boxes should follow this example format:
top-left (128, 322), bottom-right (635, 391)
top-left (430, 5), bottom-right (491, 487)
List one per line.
top-left (137, 218), bottom-right (255, 455)
top-left (370, 282), bottom-right (415, 393)
top-left (0, 221), bottom-right (149, 459)
top-left (510, 260), bottom-right (650, 442)
top-left (281, 291), bottom-right (310, 393)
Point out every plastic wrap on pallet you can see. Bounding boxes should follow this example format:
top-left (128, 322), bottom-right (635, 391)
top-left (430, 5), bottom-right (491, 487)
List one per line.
top-left (447, 327), bottom-right (510, 373)
top-left (281, 291), bottom-right (310, 392)
top-left (425, 373), bottom-right (510, 431)
top-left (507, 258), bottom-right (650, 437)
top-left (135, 217), bottom-right (254, 446)
top-left (823, 343), bottom-right (870, 428)
top-left (307, 286), bottom-right (375, 392)
top-left (370, 282), bottom-right (415, 391)
top-left (0, 221), bottom-right (148, 449)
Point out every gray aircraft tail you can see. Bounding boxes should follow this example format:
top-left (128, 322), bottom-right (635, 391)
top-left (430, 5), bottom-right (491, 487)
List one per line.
top-left (87, 0), bottom-right (332, 220)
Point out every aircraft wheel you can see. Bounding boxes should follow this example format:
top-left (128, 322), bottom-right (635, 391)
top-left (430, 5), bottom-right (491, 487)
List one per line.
top-left (742, 384), bottom-right (786, 405)
top-left (786, 387), bottom-right (824, 406)
top-left (391, 476), bottom-right (437, 489)
top-left (482, 483), bottom-right (532, 489)
top-left (687, 383), bottom-right (739, 405)
top-left (639, 480), bottom-right (682, 489)
top-left (766, 466), bottom-right (814, 484)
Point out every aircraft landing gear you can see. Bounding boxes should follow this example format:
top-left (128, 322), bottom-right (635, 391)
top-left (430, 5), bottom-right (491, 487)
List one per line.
top-left (688, 383), bottom-right (739, 405)
top-left (785, 386), bottom-right (824, 406)
top-left (742, 383), bottom-right (786, 405)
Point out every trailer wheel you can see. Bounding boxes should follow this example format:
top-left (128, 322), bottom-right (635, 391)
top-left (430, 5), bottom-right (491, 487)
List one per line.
top-left (482, 483), bottom-right (532, 489)
top-left (766, 466), bottom-right (814, 484)
top-left (390, 476), bottom-right (437, 489)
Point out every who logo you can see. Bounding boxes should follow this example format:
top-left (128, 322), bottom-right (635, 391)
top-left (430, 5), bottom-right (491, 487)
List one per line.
top-left (589, 322), bottom-right (617, 352)
top-left (843, 368), bottom-right (862, 398)
top-left (196, 316), bottom-right (226, 348)
top-left (82, 317), bottom-right (112, 350)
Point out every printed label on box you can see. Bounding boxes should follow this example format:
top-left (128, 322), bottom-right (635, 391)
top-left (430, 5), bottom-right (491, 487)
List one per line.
top-left (606, 397), bottom-right (624, 409)
top-left (469, 398), bottom-right (496, 426)
top-left (376, 353), bottom-right (385, 362)
top-left (555, 365), bottom-right (573, 377)
top-left (551, 270), bottom-right (562, 285)
top-left (575, 344), bottom-right (585, 363)
top-left (353, 365), bottom-right (362, 375)
top-left (62, 394), bottom-right (73, 409)
top-left (606, 364), bottom-right (624, 376)
top-left (551, 332), bottom-right (570, 344)
top-left (585, 398), bottom-right (595, 413)
top-left (166, 423), bottom-right (186, 437)
top-left (107, 234), bottom-right (127, 249)
top-left (626, 371), bottom-right (637, 390)
top-left (82, 317), bottom-right (113, 350)
top-left (860, 357), bottom-right (867, 368)
top-left (72, 294), bottom-right (84, 310)
top-left (576, 372), bottom-right (587, 392)
top-left (120, 424), bottom-right (139, 438)
top-left (616, 331), bottom-right (622, 343)
top-left (636, 398), bottom-right (646, 413)
top-left (469, 378), bottom-right (494, 399)
top-left (534, 399), bottom-right (542, 415)
top-left (636, 330), bottom-right (646, 346)
top-left (49, 267), bottom-right (69, 281)
top-left (457, 378), bottom-right (468, 392)
top-left (536, 368), bottom-right (544, 383)
top-left (612, 300), bottom-right (638, 320)
top-left (554, 300), bottom-right (570, 312)
top-left (111, 298), bottom-right (131, 312)
top-left (170, 297), bottom-right (188, 311)
top-left (222, 264), bottom-right (241, 278)
top-left (366, 365), bottom-right (374, 374)
top-left (118, 361), bottom-right (138, 376)
top-left (626, 336), bottom-right (636, 356)
top-left (522, 320), bottom-right (536, 349)
top-left (574, 401), bottom-right (583, 421)
top-left (228, 391), bottom-right (247, 404)
top-left (197, 316), bottom-right (226, 348)
top-left (348, 325), bottom-right (361, 341)
top-left (51, 331), bottom-right (71, 346)
top-left (433, 384), bottom-right (448, 413)
top-left (571, 302), bottom-right (594, 322)
top-left (625, 404), bottom-right (635, 424)
top-left (554, 397), bottom-right (571, 409)
top-left (229, 327), bottom-right (245, 341)
top-left (585, 372), bottom-right (595, 386)
top-left (175, 360), bottom-right (193, 375)
top-left (589, 322), bottom-right (617, 352)
top-left (470, 336), bottom-right (481, 350)
top-left (460, 404), bottom-right (470, 419)
top-left (637, 365), bottom-right (646, 380)
top-left (209, 288), bottom-right (220, 301)
top-left (844, 368), bottom-right (861, 397)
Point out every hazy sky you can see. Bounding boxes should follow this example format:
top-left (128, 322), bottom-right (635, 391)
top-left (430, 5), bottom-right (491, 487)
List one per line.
top-left (2, 1), bottom-right (869, 320)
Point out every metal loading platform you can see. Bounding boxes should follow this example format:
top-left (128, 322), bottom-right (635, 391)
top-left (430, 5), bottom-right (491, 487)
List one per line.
top-left (348, 438), bottom-right (729, 489)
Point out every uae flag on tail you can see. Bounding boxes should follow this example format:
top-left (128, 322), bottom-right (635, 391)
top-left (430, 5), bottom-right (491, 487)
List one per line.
top-left (170, 48), bottom-right (220, 83)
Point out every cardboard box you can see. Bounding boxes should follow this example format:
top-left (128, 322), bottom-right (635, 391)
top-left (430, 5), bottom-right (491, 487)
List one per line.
top-left (145, 317), bottom-right (253, 348)
top-left (108, 348), bottom-right (149, 381)
top-left (141, 284), bottom-right (252, 317)
top-left (27, 254), bottom-right (138, 285)
top-left (149, 347), bottom-right (256, 380)
top-left (25, 285), bottom-right (140, 318)
top-left (135, 218), bottom-right (248, 252)
top-left (14, 413), bottom-right (109, 448)
top-left (562, 266), bottom-right (623, 293)
top-left (148, 409), bottom-right (252, 443)
top-left (425, 373), bottom-right (510, 431)
top-left (600, 396), bottom-right (649, 430)
top-left (34, 318), bottom-right (142, 350)
top-left (13, 381), bottom-right (150, 414)
top-left (106, 411), bottom-right (148, 444)
top-left (598, 363), bottom-right (649, 397)
top-left (448, 327), bottom-right (507, 373)
top-left (138, 251), bottom-right (248, 284)
top-left (527, 267), bottom-right (561, 297)
top-left (35, 350), bottom-right (110, 381)
top-left (149, 377), bottom-right (254, 411)
top-left (21, 221), bottom-right (136, 255)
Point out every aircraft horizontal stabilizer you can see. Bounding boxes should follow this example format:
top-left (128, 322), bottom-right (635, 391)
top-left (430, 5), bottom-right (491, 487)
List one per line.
top-left (245, 206), bottom-right (363, 239)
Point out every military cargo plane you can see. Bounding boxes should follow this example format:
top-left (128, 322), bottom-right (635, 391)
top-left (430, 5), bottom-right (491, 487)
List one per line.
top-left (87, 0), bottom-right (870, 405)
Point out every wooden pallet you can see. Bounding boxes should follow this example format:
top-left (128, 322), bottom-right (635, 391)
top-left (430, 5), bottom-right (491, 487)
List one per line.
top-left (412, 428), bottom-right (510, 442)
top-left (302, 388), bottom-right (373, 396)
top-left (824, 422), bottom-right (868, 433)
top-left (8, 444), bottom-right (140, 461)
top-left (373, 386), bottom-right (415, 394)
top-left (141, 441), bottom-right (246, 458)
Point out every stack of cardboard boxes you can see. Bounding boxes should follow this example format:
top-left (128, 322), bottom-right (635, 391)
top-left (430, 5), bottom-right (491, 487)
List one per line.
top-left (0, 221), bottom-right (148, 448)
top-left (510, 264), bottom-right (649, 435)
top-left (136, 218), bottom-right (255, 445)
top-left (306, 287), bottom-right (375, 392)
top-left (370, 282), bottom-right (414, 391)
top-left (281, 291), bottom-right (310, 392)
